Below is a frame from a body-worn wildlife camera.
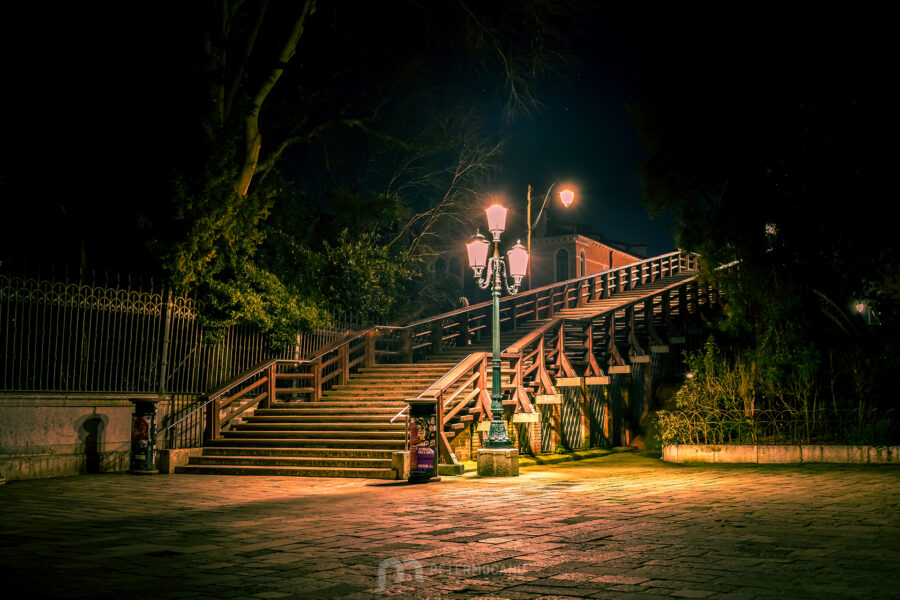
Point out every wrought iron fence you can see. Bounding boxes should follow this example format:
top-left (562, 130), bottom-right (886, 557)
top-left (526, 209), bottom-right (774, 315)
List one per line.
top-left (0, 271), bottom-right (370, 447)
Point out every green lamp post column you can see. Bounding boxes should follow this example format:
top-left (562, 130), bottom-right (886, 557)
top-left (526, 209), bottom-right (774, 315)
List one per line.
top-left (466, 202), bottom-right (529, 449)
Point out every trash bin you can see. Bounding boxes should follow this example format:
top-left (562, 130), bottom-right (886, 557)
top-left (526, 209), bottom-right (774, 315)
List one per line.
top-left (408, 399), bottom-right (440, 483)
top-left (129, 399), bottom-right (161, 474)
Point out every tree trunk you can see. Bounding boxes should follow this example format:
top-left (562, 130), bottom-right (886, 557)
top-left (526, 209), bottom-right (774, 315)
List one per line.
top-left (235, 0), bottom-right (315, 197)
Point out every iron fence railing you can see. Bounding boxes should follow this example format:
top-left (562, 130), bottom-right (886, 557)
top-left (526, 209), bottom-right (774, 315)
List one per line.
top-left (0, 272), bottom-right (367, 395)
top-left (657, 409), bottom-right (896, 446)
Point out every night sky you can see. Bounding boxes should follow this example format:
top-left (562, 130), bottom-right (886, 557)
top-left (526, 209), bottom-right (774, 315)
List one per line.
top-left (497, 5), bottom-right (661, 254)
top-left (1, 3), bottom-right (891, 268)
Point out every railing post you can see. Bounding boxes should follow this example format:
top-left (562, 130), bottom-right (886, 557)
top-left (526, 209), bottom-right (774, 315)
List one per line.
top-left (691, 281), bottom-right (700, 314)
top-left (400, 329), bottom-right (413, 363)
top-left (457, 313), bottom-right (469, 348)
top-left (431, 320), bottom-right (443, 355)
top-left (511, 297), bottom-right (518, 331)
top-left (364, 330), bottom-right (376, 366)
top-left (266, 363), bottom-right (275, 409)
top-left (313, 357), bottom-right (322, 400)
top-left (157, 288), bottom-right (173, 397)
top-left (339, 343), bottom-right (350, 385)
top-left (203, 397), bottom-right (218, 442)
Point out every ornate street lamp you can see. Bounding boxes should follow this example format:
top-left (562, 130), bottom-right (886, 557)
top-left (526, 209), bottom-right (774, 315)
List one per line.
top-left (467, 203), bottom-right (528, 448)
top-left (527, 183), bottom-right (575, 289)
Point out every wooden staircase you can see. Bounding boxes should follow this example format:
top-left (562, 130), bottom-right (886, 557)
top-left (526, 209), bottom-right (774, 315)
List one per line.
top-left (175, 254), bottom-right (700, 479)
top-left (175, 325), bottom-right (542, 479)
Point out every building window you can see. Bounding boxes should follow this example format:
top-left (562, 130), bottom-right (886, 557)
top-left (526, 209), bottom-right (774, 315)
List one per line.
top-left (556, 249), bottom-right (569, 282)
top-left (579, 251), bottom-right (586, 277)
top-left (435, 258), bottom-right (446, 275)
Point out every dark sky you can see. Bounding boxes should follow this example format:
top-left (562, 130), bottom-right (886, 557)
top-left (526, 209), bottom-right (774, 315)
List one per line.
top-left (3, 3), bottom-right (890, 270)
top-left (492, 3), bottom-right (895, 257)
top-left (498, 5), bottom-right (665, 254)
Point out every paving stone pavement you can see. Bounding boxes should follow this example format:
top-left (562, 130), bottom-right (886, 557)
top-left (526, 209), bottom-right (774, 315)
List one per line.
top-left (3, 452), bottom-right (900, 600)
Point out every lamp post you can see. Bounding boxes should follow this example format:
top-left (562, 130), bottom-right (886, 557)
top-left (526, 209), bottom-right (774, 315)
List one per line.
top-left (526, 183), bottom-right (575, 289)
top-left (466, 203), bottom-right (529, 449)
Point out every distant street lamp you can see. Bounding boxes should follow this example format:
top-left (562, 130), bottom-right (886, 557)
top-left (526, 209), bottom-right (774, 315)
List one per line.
top-left (527, 183), bottom-right (575, 289)
top-left (467, 202), bottom-right (528, 448)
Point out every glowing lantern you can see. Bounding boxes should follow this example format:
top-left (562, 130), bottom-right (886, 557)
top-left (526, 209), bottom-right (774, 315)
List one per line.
top-left (466, 231), bottom-right (490, 277)
top-left (485, 204), bottom-right (507, 241)
top-left (507, 240), bottom-right (528, 285)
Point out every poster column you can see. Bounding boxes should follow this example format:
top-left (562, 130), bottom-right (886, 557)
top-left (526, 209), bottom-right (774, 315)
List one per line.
top-left (408, 399), bottom-right (440, 483)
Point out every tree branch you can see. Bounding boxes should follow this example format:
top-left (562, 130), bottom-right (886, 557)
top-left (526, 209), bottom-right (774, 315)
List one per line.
top-left (224, 0), bottom-right (267, 121)
top-left (235, 0), bottom-right (316, 197)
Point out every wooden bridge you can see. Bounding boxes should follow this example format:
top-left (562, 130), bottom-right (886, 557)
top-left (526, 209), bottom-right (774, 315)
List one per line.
top-left (177, 251), bottom-right (715, 477)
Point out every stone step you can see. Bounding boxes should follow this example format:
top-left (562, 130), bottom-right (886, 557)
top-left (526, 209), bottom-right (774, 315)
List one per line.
top-left (207, 437), bottom-right (405, 449)
top-left (358, 366), bottom-right (455, 373)
top-left (175, 464), bottom-right (397, 479)
top-left (270, 401), bottom-right (407, 409)
top-left (202, 447), bottom-right (394, 459)
top-left (235, 421), bottom-right (401, 431)
top-left (189, 455), bottom-right (393, 469)
top-left (255, 408), bottom-right (399, 416)
top-left (249, 414), bottom-right (396, 422)
top-left (328, 381), bottom-right (434, 387)
top-left (310, 398), bottom-right (409, 405)
top-left (321, 389), bottom-right (426, 396)
top-left (224, 428), bottom-right (404, 439)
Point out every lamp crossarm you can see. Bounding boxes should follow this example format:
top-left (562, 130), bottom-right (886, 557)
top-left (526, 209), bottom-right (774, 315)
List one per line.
top-left (474, 257), bottom-right (496, 289)
top-left (472, 257), bottom-right (521, 295)
top-left (530, 182), bottom-right (560, 230)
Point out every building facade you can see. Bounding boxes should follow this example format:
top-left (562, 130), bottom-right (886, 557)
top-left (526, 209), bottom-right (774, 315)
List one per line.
top-left (529, 234), bottom-right (644, 288)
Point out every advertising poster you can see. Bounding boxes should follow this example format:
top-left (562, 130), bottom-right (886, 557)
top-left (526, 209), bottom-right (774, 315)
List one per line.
top-left (408, 401), bottom-right (437, 479)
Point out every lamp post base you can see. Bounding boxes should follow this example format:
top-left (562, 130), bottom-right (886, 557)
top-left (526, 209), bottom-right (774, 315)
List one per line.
top-left (477, 448), bottom-right (519, 477)
top-left (484, 419), bottom-right (513, 449)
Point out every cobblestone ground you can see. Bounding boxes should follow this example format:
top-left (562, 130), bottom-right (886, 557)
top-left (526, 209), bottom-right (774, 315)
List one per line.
top-left (3, 452), bottom-right (900, 600)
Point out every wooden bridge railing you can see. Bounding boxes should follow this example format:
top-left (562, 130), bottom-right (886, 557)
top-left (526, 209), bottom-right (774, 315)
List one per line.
top-left (199, 251), bottom-right (701, 441)
top-left (419, 267), bottom-right (710, 456)
top-left (393, 250), bottom-right (698, 362)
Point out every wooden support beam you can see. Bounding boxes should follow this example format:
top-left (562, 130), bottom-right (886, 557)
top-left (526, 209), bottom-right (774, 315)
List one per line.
top-left (536, 394), bottom-right (563, 405)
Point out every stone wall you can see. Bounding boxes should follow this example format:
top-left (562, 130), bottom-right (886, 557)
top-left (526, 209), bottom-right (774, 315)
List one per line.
top-left (663, 444), bottom-right (900, 464)
top-left (0, 394), bottom-right (164, 480)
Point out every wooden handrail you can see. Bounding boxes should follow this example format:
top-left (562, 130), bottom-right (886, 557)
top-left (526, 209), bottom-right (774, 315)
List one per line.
top-left (419, 352), bottom-right (488, 399)
top-left (403, 250), bottom-right (694, 328)
top-left (206, 357), bottom-right (283, 402)
top-left (506, 318), bottom-right (562, 355)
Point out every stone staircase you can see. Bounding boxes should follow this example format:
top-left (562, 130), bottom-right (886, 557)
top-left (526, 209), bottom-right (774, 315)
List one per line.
top-left (175, 325), bottom-right (539, 479)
